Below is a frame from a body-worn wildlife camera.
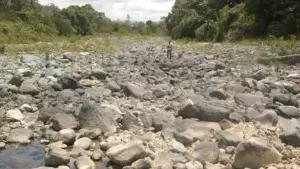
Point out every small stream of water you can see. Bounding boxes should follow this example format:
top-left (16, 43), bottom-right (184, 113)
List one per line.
top-left (0, 141), bottom-right (45, 169)
top-left (0, 141), bottom-right (111, 169)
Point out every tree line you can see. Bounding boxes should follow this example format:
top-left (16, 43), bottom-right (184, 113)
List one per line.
top-left (0, 0), bottom-right (167, 43)
top-left (165, 0), bottom-right (300, 42)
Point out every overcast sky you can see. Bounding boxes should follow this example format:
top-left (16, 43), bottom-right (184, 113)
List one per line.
top-left (39, 0), bottom-right (175, 21)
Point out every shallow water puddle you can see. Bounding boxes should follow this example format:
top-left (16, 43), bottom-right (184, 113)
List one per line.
top-left (0, 141), bottom-right (45, 169)
top-left (0, 141), bottom-right (110, 169)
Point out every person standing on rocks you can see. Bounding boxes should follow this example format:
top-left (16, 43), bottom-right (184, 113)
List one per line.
top-left (167, 40), bottom-right (173, 59)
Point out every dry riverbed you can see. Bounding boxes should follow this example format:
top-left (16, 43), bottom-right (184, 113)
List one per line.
top-left (0, 37), bottom-right (300, 169)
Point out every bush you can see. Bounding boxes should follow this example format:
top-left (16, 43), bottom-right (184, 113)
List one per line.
top-left (55, 18), bottom-right (75, 36)
top-left (195, 20), bottom-right (217, 41)
top-left (0, 44), bottom-right (5, 54)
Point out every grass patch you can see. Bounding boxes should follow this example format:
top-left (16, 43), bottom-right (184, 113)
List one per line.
top-left (239, 38), bottom-right (300, 56)
top-left (173, 38), bottom-right (214, 52)
top-left (2, 34), bottom-right (154, 57)
top-left (0, 44), bottom-right (5, 54)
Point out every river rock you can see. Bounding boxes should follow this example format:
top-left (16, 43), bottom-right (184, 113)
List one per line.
top-left (185, 161), bottom-right (203, 169)
top-left (48, 113), bottom-right (78, 131)
top-left (20, 54), bottom-right (43, 65)
top-left (45, 147), bottom-right (71, 167)
top-left (6, 109), bottom-right (24, 121)
top-left (233, 137), bottom-right (282, 168)
top-left (75, 156), bottom-right (96, 169)
top-left (234, 93), bottom-right (269, 107)
top-left (178, 99), bottom-right (230, 122)
top-left (55, 129), bottom-right (76, 145)
top-left (122, 112), bottom-right (142, 130)
top-left (192, 141), bottom-right (220, 164)
top-left (59, 75), bottom-right (78, 89)
top-left (81, 128), bottom-right (101, 140)
top-left (78, 100), bottom-right (118, 132)
top-left (279, 118), bottom-right (300, 147)
top-left (170, 139), bottom-right (186, 154)
top-left (19, 79), bottom-right (40, 95)
top-left (7, 128), bottom-right (33, 144)
top-left (38, 104), bottom-right (67, 123)
top-left (73, 137), bottom-right (92, 150)
top-left (91, 149), bottom-right (102, 161)
top-left (277, 106), bottom-right (300, 118)
top-left (124, 83), bottom-right (146, 98)
top-left (153, 151), bottom-right (173, 169)
top-left (91, 69), bottom-right (106, 80)
top-left (253, 109), bottom-right (278, 126)
top-left (216, 129), bottom-right (243, 146)
top-left (131, 159), bottom-right (152, 169)
top-left (106, 142), bottom-right (148, 166)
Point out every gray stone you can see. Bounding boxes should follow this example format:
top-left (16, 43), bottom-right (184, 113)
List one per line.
top-left (204, 162), bottom-right (222, 169)
top-left (38, 104), bottom-right (67, 123)
top-left (152, 111), bottom-right (175, 131)
top-left (0, 142), bottom-right (5, 149)
top-left (208, 89), bottom-right (227, 100)
top-left (192, 141), bottom-right (220, 164)
top-left (174, 131), bottom-right (194, 146)
top-left (131, 159), bottom-right (152, 169)
top-left (70, 147), bottom-right (85, 158)
top-left (138, 112), bottom-right (153, 129)
top-left (273, 94), bottom-right (298, 107)
top-left (20, 104), bottom-right (33, 112)
top-left (91, 149), bottom-right (102, 161)
top-left (233, 137), bottom-right (282, 168)
top-left (234, 93), bottom-right (269, 107)
top-left (78, 100), bottom-right (118, 133)
top-left (178, 99), bottom-right (230, 122)
top-left (49, 113), bottom-right (78, 131)
top-left (57, 89), bottom-right (80, 104)
top-left (45, 147), bottom-right (70, 167)
top-left (170, 139), bottom-right (186, 154)
top-left (6, 109), bottom-right (24, 121)
top-left (277, 106), bottom-right (300, 118)
top-left (19, 79), bottom-right (40, 95)
top-left (91, 69), bottom-right (106, 80)
top-left (108, 82), bottom-right (121, 92)
top-left (75, 156), bottom-right (96, 169)
top-left (100, 141), bottom-right (123, 151)
top-left (219, 119), bottom-right (235, 130)
top-left (55, 129), bottom-right (76, 145)
top-left (59, 75), bottom-right (78, 89)
top-left (186, 161), bottom-right (203, 169)
top-left (279, 118), bottom-right (300, 147)
top-left (253, 109), bottom-right (278, 126)
top-left (242, 78), bottom-right (256, 88)
top-left (153, 151), bottom-right (173, 169)
top-left (7, 128), bottom-right (33, 144)
top-left (122, 112), bottom-right (142, 130)
top-left (20, 54), bottom-right (43, 66)
top-left (251, 69), bottom-right (269, 80)
top-left (8, 75), bottom-right (23, 86)
top-left (82, 128), bottom-right (101, 140)
top-left (124, 83), bottom-right (146, 98)
top-left (245, 108), bottom-right (260, 121)
top-left (106, 142), bottom-right (148, 166)
top-left (73, 137), bottom-right (92, 150)
top-left (216, 130), bottom-right (243, 146)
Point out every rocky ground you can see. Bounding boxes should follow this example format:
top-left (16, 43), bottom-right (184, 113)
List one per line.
top-left (1, 38), bottom-right (300, 169)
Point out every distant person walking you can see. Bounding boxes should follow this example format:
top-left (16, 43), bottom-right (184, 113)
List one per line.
top-left (167, 40), bottom-right (173, 59)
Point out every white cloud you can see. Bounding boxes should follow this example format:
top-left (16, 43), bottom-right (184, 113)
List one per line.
top-left (38, 0), bottom-right (175, 21)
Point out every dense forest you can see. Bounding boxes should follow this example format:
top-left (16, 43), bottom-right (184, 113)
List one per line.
top-left (0, 0), bottom-right (166, 43)
top-left (166, 0), bottom-right (300, 41)
top-left (1, 0), bottom-right (300, 44)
